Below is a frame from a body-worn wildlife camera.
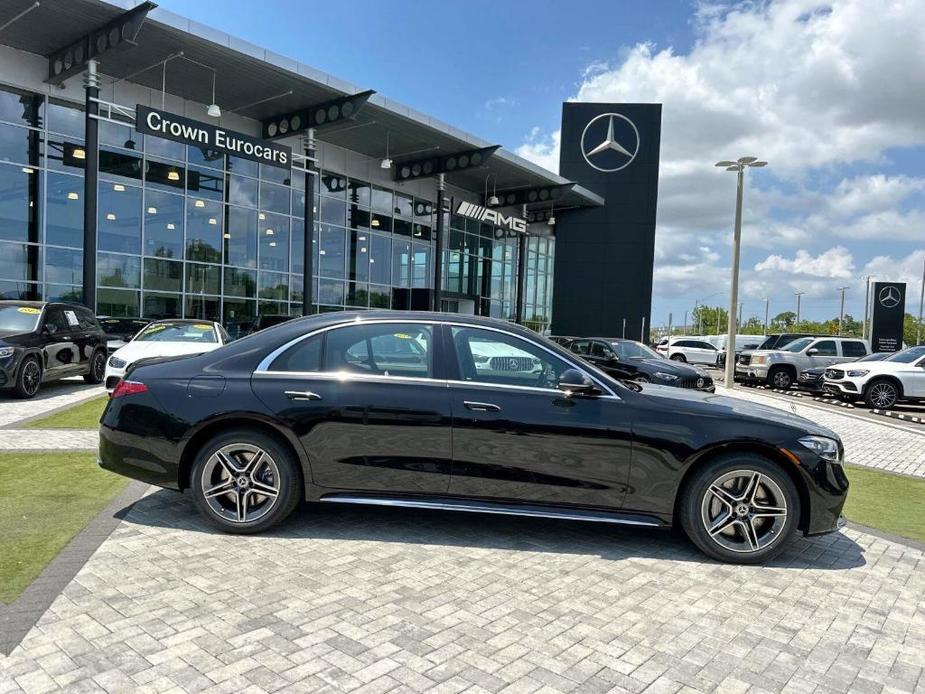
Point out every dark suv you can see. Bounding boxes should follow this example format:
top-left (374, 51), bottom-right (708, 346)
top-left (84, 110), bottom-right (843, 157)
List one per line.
top-left (0, 301), bottom-right (108, 398)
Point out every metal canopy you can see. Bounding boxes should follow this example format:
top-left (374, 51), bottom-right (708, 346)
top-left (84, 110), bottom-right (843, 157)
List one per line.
top-left (0, 0), bottom-right (604, 208)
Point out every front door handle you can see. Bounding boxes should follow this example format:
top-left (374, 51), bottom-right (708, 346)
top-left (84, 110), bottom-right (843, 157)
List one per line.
top-left (464, 401), bottom-right (501, 412)
top-left (285, 390), bottom-right (322, 401)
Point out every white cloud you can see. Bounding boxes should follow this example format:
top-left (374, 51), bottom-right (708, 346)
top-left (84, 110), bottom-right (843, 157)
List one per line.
top-left (516, 127), bottom-right (560, 175)
top-left (862, 249), bottom-right (925, 287)
top-left (754, 246), bottom-right (855, 279)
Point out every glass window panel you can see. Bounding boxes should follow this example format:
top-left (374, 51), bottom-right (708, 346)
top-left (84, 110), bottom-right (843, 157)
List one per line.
top-left (46, 99), bottom-right (83, 137)
top-left (44, 135), bottom-right (85, 174)
top-left (45, 172), bottom-right (83, 248)
top-left (99, 117), bottom-right (141, 151)
top-left (0, 122), bottom-right (41, 166)
top-left (392, 239), bottom-right (411, 288)
top-left (393, 218), bottom-right (412, 237)
top-left (260, 181), bottom-right (290, 215)
top-left (414, 199), bottom-right (432, 220)
top-left (225, 207), bottom-right (257, 268)
top-left (223, 298), bottom-right (256, 333)
top-left (318, 278), bottom-right (345, 306)
top-left (0, 163), bottom-right (41, 243)
top-left (97, 252), bottom-right (139, 288)
top-left (270, 333), bottom-right (321, 372)
top-left (290, 218), bottom-right (307, 275)
top-left (45, 284), bottom-right (81, 303)
top-left (349, 230), bottom-right (370, 282)
top-left (224, 267), bottom-right (256, 298)
top-left (144, 190), bottom-right (183, 258)
top-left (348, 179), bottom-right (370, 207)
top-left (291, 187), bottom-right (306, 218)
top-left (258, 271), bottom-right (288, 300)
top-left (0, 241), bottom-right (40, 281)
top-left (318, 224), bottom-right (346, 279)
top-left (97, 288), bottom-right (139, 317)
top-left (143, 292), bottom-right (181, 319)
top-left (260, 163), bottom-right (292, 186)
top-left (228, 173), bottom-right (258, 208)
top-left (320, 196), bottom-right (346, 226)
top-left (320, 173), bottom-right (346, 198)
top-left (324, 323), bottom-right (432, 377)
top-left (143, 257), bottom-right (182, 293)
top-left (368, 233), bottom-right (390, 285)
top-left (144, 134), bottom-right (184, 161)
top-left (369, 284), bottom-right (390, 309)
top-left (185, 295), bottom-right (220, 321)
top-left (185, 263), bottom-right (221, 295)
top-left (98, 183), bottom-right (142, 254)
top-left (227, 155), bottom-right (258, 178)
top-left (371, 186), bottom-right (392, 214)
top-left (258, 212), bottom-right (288, 272)
top-left (347, 282), bottom-right (368, 307)
top-left (0, 86), bottom-right (43, 127)
top-left (412, 244), bottom-right (430, 289)
top-left (98, 147), bottom-right (143, 185)
top-left (412, 223), bottom-right (431, 241)
top-left (449, 229), bottom-right (465, 252)
top-left (187, 145), bottom-right (224, 170)
top-left (290, 273), bottom-right (305, 305)
top-left (258, 301), bottom-right (287, 316)
top-left (369, 212), bottom-right (391, 232)
top-left (394, 191), bottom-right (413, 218)
top-left (348, 205), bottom-right (370, 230)
top-left (187, 165), bottom-right (224, 201)
top-left (186, 197), bottom-right (223, 263)
top-left (143, 158), bottom-right (185, 193)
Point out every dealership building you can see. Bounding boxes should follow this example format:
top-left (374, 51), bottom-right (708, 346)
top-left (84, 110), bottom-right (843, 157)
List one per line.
top-left (0, 0), bottom-right (661, 337)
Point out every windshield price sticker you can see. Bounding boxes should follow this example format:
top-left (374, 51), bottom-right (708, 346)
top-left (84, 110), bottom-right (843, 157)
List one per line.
top-left (393, 333), bottom-right (412, 339)
top-left (64, 310), bottom-right (79, 327)
top-left (17, 307), bottom-right (41, 314)
top-left (194, 324), bottom-right (213, 330)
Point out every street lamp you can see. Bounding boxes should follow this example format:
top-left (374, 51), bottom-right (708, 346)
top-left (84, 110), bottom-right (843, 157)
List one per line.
top-left (715, 156), bottom-right (767, 388)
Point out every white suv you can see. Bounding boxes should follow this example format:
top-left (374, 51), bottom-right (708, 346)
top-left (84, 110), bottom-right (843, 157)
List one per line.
top-left (746, 336), bottom-right (869, 389)
top-left (823, 345), bottom-right (925, 408)
top-left (658, 338), bottom-right (720, 365)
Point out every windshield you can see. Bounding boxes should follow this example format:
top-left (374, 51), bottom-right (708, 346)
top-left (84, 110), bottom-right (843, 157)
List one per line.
top-left (884, 346), bottom-right (925, 364)
top-left (100, 318), bottom-right (148, 335)
top-left (0, 305), bottom-right (42, 333)
top-left (782, 337), bottom-right (814, 352)
top-left (611, 341), bottom-right (662, 360)
top-left (135, 322), bottom-right (217, 343)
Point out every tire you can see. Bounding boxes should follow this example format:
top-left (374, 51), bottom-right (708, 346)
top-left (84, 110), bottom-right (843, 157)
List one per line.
top-left (83, 349), bottom-right (107, 384)
top-left (13, 355), bottom-right (42, 398)
top-left (768, 366), bottom-right (793, 389)
top-left (190, 429), bottom-right (302, 534)
top-left (670, 353), bottom-right (686, 362)
top-left (864, 378), bottom-right (899, 409)
top-left (679, 453), bottom-right (800, 564)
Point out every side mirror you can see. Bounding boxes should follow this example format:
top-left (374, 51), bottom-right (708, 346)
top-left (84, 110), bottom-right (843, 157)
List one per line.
top-left (807, 348), bottom-right (818, 355)
top-left (557, 368), bottom-right (599, 396)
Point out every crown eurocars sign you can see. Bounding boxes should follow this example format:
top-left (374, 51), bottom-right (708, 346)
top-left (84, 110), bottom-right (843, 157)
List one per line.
top-left (136, 105), bottom-right (291, 169)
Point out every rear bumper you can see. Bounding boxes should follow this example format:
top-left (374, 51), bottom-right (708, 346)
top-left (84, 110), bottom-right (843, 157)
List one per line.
top-left (98, 423), bottom-right (180, 490)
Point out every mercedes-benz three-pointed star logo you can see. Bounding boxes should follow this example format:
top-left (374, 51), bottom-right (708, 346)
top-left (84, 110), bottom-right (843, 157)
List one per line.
top-left (878, 285), bottom-right (901, 308)
top-left (580, 113), bottom-right (640, 172)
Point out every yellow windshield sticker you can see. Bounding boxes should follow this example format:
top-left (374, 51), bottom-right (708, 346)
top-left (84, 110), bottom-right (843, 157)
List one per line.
top-left (393, 333), bottom-right (412, 339)
top-left (17, 307), bottom-right (40, 314)
top-left (142, 324), bottom-right (167, 334)
top-left (193, 324), bottom-right (213, 330)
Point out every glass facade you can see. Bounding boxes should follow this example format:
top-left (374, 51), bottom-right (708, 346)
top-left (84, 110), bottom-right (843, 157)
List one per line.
top-left (0, 84), bottom-right (554, 331)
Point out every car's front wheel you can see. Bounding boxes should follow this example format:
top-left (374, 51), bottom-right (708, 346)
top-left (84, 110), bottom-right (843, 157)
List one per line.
top-left (190, 430), bottom-right (302, 534)
top-left (14, 356), bottom-right (42, 398)
top-left (864, 379), bottom-right (899, 409)
top-left (680, 453), bottom-right (800, 564)
top-left (768, 366), bottom-right (793, 389)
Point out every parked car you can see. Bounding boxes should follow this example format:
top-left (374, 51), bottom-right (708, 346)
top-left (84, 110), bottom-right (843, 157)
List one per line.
top-left (659, 337), bottom-right (721, 365)
top-left (715, 335), bottom-right (765, 369)
top-left (98, 317), bottom-right (151, 354)
top-left (0, 301), bottom-right (107, 398)
top-left (99, 311), bottom-right (848, 564)
top-left (823, 346), bottom-right (925, 408)
top-left (745, 336), bottom-right (870, 389)
top-left (547, 335), bottom-right (576, 347)
top-left (569, 337), bottom-right (714, 392)
top-left (735, 333), bottom-right (824, 381)
top-left (799, 353), bottom-right (890, 395)
top-left (104, 319), bottom-right (231, 390)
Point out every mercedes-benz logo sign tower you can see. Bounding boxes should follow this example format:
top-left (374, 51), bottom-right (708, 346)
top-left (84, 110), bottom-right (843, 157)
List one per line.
top-left (552, 103), bottom-right (662, 341)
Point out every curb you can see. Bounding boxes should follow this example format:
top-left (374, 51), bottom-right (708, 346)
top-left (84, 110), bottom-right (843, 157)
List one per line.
top-left (870, 409), bottom-right (925, 425)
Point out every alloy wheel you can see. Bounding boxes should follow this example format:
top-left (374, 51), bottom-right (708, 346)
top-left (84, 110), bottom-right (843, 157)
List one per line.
top-left (772, 370), bottom-right (791, 388)
top-left (200, 443), bottom-right (281, 523)
top-left (21, 360), bottom-right (40, 395)
top-left (869, 382), bottom-right (898, 409)
top-left (700, 469), bottom-right (788, 553)
top-left (92, 352), bottom-right (105, 379)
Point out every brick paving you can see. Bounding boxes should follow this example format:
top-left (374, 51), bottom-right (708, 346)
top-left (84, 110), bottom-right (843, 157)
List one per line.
top-left (0, 379), bottom-right (104, 428)
top-left (722, 387), bottom-right (925, 479)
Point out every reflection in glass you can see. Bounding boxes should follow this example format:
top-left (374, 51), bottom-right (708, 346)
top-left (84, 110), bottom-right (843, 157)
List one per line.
top-left (0, 86), bottom-right (43, 127)
top-left (144, 134), bottom-right (184, 161)
top-left (144, 158), bottom-right (185, 193)
top-left (144, 190), bottom-right (183, 258)
top-left (225, 207), bottom-right (257, 268)
top-left (46, 172), bottom-right (83, 247)
top-left (393, 191), bottom-right (413, 218)
top-left (99, 148), bottom-right (143, 184)
top-left (186, 197), bottom-right (222, 263)
top-left (260, 181), bottom-right (290, 215)
top-left (260, 163), bottom-right (291, 186)
top-left (368, 233), bottom-right (390, 285)
top-left (368, 284), bottom-right (390, 309)
top-left (98, 183), bottom-right (142, 254)
top-left (320, 196), bottom-right (346, 226)
top-left (320, 173), bottom-right (346, 198)
top-left (318, 225), bottom-right (346, 279)
top-left (45, 284), bottom-right (81, 303)
top-left (258, 212), bottom-right (289, 272)
top-left (143, 292), bottom-right (181, 319)
top-left (222, 297), bottom-right (256, 327)
top-left (290, 217), bottom-right (305, 275)
top-left (224, 267), bottom-right (256, 297)
top-left (347, 282), bottom-right (368, 307)
top-left (98, 252), bottom-right (140, 288)
top-left (45, 99), bottom-right (83, 137)
top-left (0, 279), bottom-right (40, 300)
top-left (185, 263), bottom-right (221, 295)
top-left (228, 173), bottom-right (258, 207)
top-left (227, 155), bottom-right (257, 178)
top-left (348, 178), bottom-right (370, 207)
top-left (186, 295), bottom-right (220, 321)
top-left (98, 288), bottom-right (139, 317)
top-left (0, 242), bottom-right (41, 282)
top-left (258, 271), bottom-right (288, 300)
top-left (0, 163), bottom-right (41, 243)
top-left (392, 239), bottom-right (411, 288)
top-left (143, 258), bottom-right (182, 292)
top-left (318, 278), bottom-right (345, 306)
top-left (187, 165), bottom-right (224, 201)
top-left (0, 122), bottom-right (41, 166)
top-left (349, 230), bottom-right (370, 282)
top-left (371, 186), bottom-right (392, 214)
top-left (188, 145), bottom-right (224, 170)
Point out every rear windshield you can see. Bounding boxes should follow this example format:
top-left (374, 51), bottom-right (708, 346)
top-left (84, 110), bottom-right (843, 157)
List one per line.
top-left (0, 305), bottom-right (41, 332)
top-left (135, 322), bottom-right (217, 343)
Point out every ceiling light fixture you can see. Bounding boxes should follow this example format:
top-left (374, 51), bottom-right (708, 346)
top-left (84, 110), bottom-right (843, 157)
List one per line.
top-left (147, 206), bottom-right (157, 214)
top-left (208, 218), bottom-right (217, 225)
top-left (113, 184), bottom-right (125, 191)
top-left (72, 148), bottom-right (86, 160)
top-left (67, 192), bottom-right (79, 201)
top-left (380, 131), bottom-right (392, 169)
top-left (167, 169), bottom-right (180, 181)
top-left (105, 212), bottom-right (116, 221)
top-left (194, 199), bottom-right (205, 208)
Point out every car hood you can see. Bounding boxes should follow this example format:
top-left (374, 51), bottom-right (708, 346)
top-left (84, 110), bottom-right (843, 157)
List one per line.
top-left (0, 330), bottom-right (33, 344)
top-left (635, 383), bottom-right (836, 438)
top-left (836, 360), bottom-right (914, 374)
top-left (633, 357), bottom-right (703, 377)
top-left (111, 341), bottom-right (220, 364)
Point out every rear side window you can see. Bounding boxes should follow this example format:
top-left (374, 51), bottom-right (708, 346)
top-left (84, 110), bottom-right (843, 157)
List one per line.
top-left (74, 306), bottom-right (99, 331)
top-left (324, 323), bottom-right (432, 378)
top-left (842, 341), bottom-right (867, 358)
top-left (270, 334), bottom-right (322, 372)
top-left (812, 340), bottom-right (837, 356)
top-left (570, 339), bottom-right (590, 355)
top-left (673, 340), bottom-right (693, 348)
top-left (590, 342), bottom-right (611, 358)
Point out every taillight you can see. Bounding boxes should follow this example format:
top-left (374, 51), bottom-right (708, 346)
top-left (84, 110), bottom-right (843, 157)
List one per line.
top-left (111, 379), bottom-right (148, 399)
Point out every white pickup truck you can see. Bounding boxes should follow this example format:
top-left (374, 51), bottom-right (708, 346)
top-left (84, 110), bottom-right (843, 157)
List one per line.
top-left (744, 336), bottom-right (870, 389)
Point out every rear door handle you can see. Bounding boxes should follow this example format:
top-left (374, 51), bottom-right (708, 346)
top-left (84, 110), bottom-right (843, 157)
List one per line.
top-left (285, 390), bottom-right (322, 401)
top-left (464, 401), bottom-right (501, 412)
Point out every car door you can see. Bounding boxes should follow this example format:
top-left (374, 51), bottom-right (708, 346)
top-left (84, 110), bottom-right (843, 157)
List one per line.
top-left (905, 355), bottom-right (925, 397)
top-left (806, 339), bottom-right (839, 368)
top-left (446, 324), bottom-right (632, 510)
top-left (589, 340), bottom-right (634, 379)
top-left (72, 306), bottom-right (103, 372)
top-left (252, 320), bottom-right (452, 495)
top-left (40, 306), bottom-right (81, 379)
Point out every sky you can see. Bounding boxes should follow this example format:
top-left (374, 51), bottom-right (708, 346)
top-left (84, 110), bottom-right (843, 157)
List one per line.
top-left (157, 0), bottom-right (925, 329)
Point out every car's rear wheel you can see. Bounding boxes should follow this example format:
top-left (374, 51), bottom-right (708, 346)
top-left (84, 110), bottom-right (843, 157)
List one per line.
top-left (14, 356), bottom-right (42, 398)
top-left (83, 349), bottom-right (106, 384)
top-left (670, 353), bottom-right (686, 362)
top-left (864, 379), bottom-right (899, 409)
top-left (679, 453), bottom-right (799, 564)
top-left (190, 430), bottom-right (302, 534)
top-left (768, 366), bottom-right (793, 389)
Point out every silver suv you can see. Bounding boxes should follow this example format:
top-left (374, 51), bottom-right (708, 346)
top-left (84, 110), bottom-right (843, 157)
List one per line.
top-left (745, 336), bottom-right (870, 389)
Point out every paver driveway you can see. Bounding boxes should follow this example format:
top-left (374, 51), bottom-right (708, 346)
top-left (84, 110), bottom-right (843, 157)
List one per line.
top-left (2, 489), bottom-right (923, 694)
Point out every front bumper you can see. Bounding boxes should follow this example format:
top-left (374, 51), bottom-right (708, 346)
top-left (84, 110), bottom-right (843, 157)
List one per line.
top-left (823, 378), bottom-right (863, 396)
top-left (104, 364), bottom-right (126, 391)
top-left (746, 364), bottom-right (770, 381)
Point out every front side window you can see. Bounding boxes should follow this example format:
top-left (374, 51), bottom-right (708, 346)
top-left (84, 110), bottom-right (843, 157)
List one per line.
top-left (324, 323), bottom-right (432, 378)
top-left (590, 342), bottom-right (613, 358)
top-left (812, 340), bottom-right (837, 356)
top-left (452, 326), bottom-right (569, 389)
top-left (43, 307), bottom-right (70, 334)
top-left (783, 337), bottom-right (814, 353)
top-left (569, 339), bottom-right (590, 355)
top-left (135, 322), bottom-right (217, 343)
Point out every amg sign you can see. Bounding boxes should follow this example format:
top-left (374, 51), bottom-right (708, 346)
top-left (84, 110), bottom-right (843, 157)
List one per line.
top-left (455, 201), bottom-right (526, 233)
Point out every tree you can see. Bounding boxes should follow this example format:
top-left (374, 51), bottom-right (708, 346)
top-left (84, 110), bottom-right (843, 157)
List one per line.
top-left (904, 313), bottom-right (925, 347)
top-left (770, 311), bottom-right (796, 331)
top-left (740, 316), bottom-right (765, 334)
top-left (691, 305), bottom-right (728, 335)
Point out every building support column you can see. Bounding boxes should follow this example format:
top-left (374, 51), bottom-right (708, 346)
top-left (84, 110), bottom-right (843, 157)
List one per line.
top-left (82, 59), bottom-right (100, 311)
top-left (432, 173), bottom-right (446, 312)
top-left (301, 129), bottom-right (316, 316)
top-left (515, 204), bottom-right (528, 325)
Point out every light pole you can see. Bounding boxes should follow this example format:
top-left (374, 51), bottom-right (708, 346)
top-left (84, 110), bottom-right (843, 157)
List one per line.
top-left (764, 297), bottom-right (770, 334)
top-left (862, 275), bottom-right (872, 339)
top-left (715, 156), bottom-right (767, 388)
top-left (794, 291), bottom-right (806, 326)
top-left (918, 258), bottom-right (924, 345)
top-left (837, 286), bottom-right (849, 336)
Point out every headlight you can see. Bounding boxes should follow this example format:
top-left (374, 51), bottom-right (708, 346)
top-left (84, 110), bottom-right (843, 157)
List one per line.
top-left (847, 369), bottom-right (869, 377)
top-left (108, 356), bottom-right (127, 369)
top-left (798, 435), bottom-right (842, 463)
top-left (654, 371), bottom-right (679, 382)
top-left (0, 347), bottom-right (15, 358)
top-left (752, 355), bottom-right (767, 365)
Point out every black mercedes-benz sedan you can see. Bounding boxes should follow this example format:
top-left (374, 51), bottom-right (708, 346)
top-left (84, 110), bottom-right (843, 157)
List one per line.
top-left (99, 312), bottom-right (848, 564)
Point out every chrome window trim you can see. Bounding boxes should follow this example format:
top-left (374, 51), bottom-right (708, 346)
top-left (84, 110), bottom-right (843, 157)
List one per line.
top-left (256, 370), bottom-right (446, 388)
top-left (253, 317), bottom-right (618, 397)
